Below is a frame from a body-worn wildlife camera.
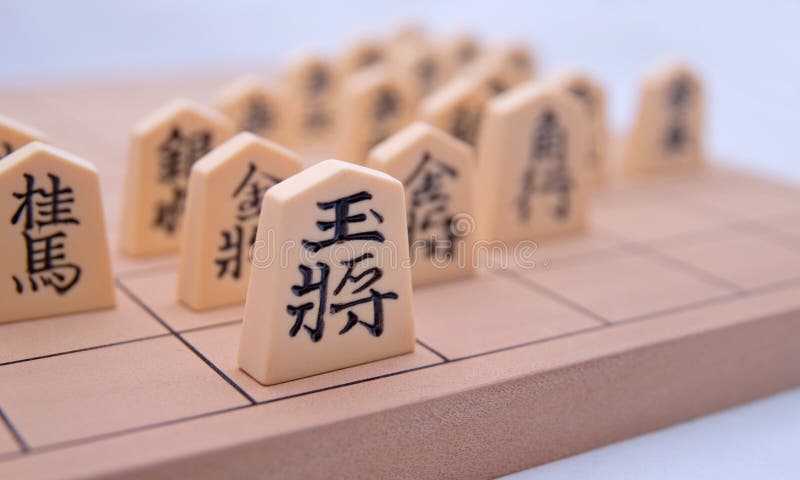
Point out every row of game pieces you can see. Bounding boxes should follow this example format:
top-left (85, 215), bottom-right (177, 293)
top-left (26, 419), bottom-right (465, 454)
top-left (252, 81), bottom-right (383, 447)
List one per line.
top-left (0, 29), bottom-right (704, 375)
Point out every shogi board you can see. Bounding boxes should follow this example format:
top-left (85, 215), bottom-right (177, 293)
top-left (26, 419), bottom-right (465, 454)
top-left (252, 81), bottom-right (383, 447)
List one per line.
top-left (1, 73), bottom-right (800, 480)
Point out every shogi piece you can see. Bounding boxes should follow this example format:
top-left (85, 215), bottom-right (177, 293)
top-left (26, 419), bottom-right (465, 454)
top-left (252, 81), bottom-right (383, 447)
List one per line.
top-left (367, 122), bottom-right (476, 286)
top-left (239, 159), bottom-right (415, 385)
top-left (419, 72), bottom-right (510, 147)
top-left (178, 132), bottom-right (303, 310)
top-left (120, 98), bottom-right (234, 256)
top-left (388, 41), bottom-right (447, 106)
top-left (486, 43), bottom-right (536, 86)
top-left (215, 75), bottom-right (289, 145)
top-left (624, 62), bottom-right (705, 174)
top-left (440, 32), bottom-right (482, 76)
top-left (476, 82), bottom-right (589, 243)
top-left (337, 66), bottom-right (412, 165)
top-left (0, 142), bottom-right (115, 323)
top-left (282, 55), bottom-right (340, 147)
top-left (553, 69), bottom-right (609, 185)
top-left (0, 114), bottom-right (45, 160)
top-left (337, 38), bottom-right (386, 76)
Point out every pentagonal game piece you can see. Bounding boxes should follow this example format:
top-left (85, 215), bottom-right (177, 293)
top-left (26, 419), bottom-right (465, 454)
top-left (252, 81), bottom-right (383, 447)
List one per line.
top-left (553, 69), bottom-right (609, 185)
top-left (419, 75), bottom-right (504, 147)
top-left (239, 159), bottom-right (415, 385)
top-left (215, 75), bottom-right (289, 145)
top-left (0, 115), bottom-right (45, 160)
top-left (282, 54), bottom-right (340, 147)
top-left (388, 41), bottom-right (447, 106)
top-left (337, 66), bottom-right (412, 165)
top-left (338, 38), bottom-right (386, 76)
top-left (178, 132), bottom-right (303, 310)
top-left (1, 142), bottom-right (115, 323)
top-left (367, 122), bottom-right (476, 286)
top-left (625, 61), bottom-right (705, 174)
top-left (120, 98), bottom-right (234, 256)
top-left (440, 32), bottom-right (482, 76)
top-left (476, 82), bottom-right (589, 243)
top-left (489, 43), bottom-right (536, 86)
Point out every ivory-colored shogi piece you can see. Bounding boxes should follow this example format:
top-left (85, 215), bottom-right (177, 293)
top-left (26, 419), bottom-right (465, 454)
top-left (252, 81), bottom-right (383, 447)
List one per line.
top-left (387, 40), bottom-right (448, 107)
top-left (120, 98), bottom-right (234, 256)
top-left (367, 122), bottom-right (476, 286)
top-left (0, 114), bottom-right (45, 160)
top-left (178, 132), bottom-right (303, 310)
top-left (1, 142), bottom-right (115, 323)
top-left (552, 69), bottom-right (609, 185)
top-left (624, 62), bottom-right (705, 174)
top-left (215, 75), bottom-right (290, 145)
top-left (338, 38), bottom-right (387, 77)
top-left (282, 54), bottom-right (340, 148)
top-left (337, 66), bottom-right (413, 165)
top-left (440, 32), bottom-right (482, 76)
top-left (239, 159), bottom-right (415, 385)
top-left (476, 82), bottom-right (589, 243)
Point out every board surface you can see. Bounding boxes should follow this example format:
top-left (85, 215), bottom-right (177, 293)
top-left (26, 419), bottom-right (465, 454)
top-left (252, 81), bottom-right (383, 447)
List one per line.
top-left (1, 74), bottom-right (800, 479)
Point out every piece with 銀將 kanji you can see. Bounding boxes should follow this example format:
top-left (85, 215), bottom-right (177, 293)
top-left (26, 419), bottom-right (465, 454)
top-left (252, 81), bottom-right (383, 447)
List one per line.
top-left (238, 159), bottom-right (415, 385)
top-left (367, 122), bottom-right (476, 286)
top-left (476, 82), bottom-right (589, 243)
top-left (624, 61), bottom-right (705, 175)
top-left (178, 132), bottom-right (303, 310)
top-left (215, 75), bottom-right (289, 145)
top-left (0, 114), bottom-right (45, 161)
top-left (282, 54), bottom-right (340, 148)
top-left (120, 98), bottom-right (234, 256)
top-left (337, 66), bottom-right (412, 164)
top-left (0, 142), bottom-right (115, 323)
top-left (552, 69), bottom-right (609, 186)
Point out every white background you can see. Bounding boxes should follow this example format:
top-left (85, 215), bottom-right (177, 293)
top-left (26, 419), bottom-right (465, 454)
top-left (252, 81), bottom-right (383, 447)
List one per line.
top-left (2, 1), bottom-right (800, 477)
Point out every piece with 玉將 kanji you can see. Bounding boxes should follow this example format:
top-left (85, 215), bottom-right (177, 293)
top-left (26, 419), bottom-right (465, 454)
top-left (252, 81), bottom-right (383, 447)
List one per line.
top-left (238, 159), bottom-right (415, 385)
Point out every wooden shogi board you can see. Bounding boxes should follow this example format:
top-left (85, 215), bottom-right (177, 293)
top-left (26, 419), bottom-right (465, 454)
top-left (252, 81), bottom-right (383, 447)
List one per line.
top-left (1, 72), bottom-right (800, 479)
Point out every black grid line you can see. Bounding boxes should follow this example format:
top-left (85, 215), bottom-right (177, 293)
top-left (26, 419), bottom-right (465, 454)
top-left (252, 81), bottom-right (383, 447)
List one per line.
top-left (1, 274), bottom-right (800, 463)
top-left (0, 407), bottom-right (28, 453)
top-left (115, 279), bottom-right (257, 405)
top-left (415, 339), bottom-right (450, 362)
top-left (498, 270), bottom-right (612, 326)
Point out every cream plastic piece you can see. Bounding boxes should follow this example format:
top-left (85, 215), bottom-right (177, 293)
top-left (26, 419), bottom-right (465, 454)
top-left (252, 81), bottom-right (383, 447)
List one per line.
top-left (0, 142), bottom-right (115, 323)
top-left (238, 159), bottom-right (415, 385)
top-left (387, 40), bottom-right (447, 106)
top-left (440, 32), bottom-right (482, 76)
top-left (476, 81), bottom-right (589, 243)
top-left (624, 61), bottom-right (705, 175)
top-left (337, 38), bottom-right (386, 76)
top-left (120, 98), bottom-right (234, 257)
top-left (215, 75), bottom-right (289, 145)
top-left (337, 66), bottom-right (412, 165)
top-left (282, 54), bottom-right (340, 147)
top-left (367, 122), bottom-right (476, 286)
top-left (552, 69), bottom-right (609, 186)
top-left (486, 43), bottom-right (536, 86)
top-left (178, 132), bottom-right (303, 311)
top-left (0, 115), bottom-right (45, 160)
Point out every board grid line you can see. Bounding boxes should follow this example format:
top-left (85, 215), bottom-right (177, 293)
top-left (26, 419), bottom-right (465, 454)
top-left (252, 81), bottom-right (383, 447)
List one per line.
top-left (3, 273), bottom-right (800, 462)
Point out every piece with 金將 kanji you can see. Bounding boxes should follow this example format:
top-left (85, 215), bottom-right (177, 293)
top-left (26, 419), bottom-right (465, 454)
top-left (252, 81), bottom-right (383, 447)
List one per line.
top-left (0, 114), bottom-right (45, 161)
top-left (238, 159), bottom-right (415, 385)
top-left (215, 75), bottom-right (289, 145)
top-left (337, 66), bottom-right (412, 164)
top-left (624, 61), bottom-right (705, 175)
top-left (367, 122), bottom-right (476, 286)
top-left (120, 98), bottom-right (234, 256)
top-left (0, 142), bottom-right (115, 323)
top-left (476, 82), bottom-right (589, 243)
top-left (553, 69), bottom-right (609, 186)
top-left (178, 132), bottom-right (303, 310)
